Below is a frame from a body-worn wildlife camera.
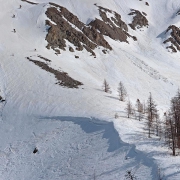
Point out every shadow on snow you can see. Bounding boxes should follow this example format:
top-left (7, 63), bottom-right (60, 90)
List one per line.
top-left (39, 116), bottom-right (159, 179)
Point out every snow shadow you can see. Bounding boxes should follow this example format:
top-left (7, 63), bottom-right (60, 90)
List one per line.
top-left (156, 30), bottom-right (166, 38)
top-left (39, 116), bottom-right (122, 152)
top-left (39, 116), bottom-right (159, 179)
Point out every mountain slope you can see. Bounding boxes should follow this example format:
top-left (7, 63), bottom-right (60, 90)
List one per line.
top-left (0, 0), bottom-right (180, 179)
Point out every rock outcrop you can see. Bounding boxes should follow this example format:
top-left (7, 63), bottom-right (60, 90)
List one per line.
top-left (89, 6), bottom-right (137, 43)
top-left (45, 3), bottom-right (136, 56)
top-left (45, 3), bottom-right (112, 56)
top-left (27, 56), bottom-right (83, 88)
top-left (128, 9), bottom-right (149, 30)
top-left (163, 25), bottom-right (180, 53)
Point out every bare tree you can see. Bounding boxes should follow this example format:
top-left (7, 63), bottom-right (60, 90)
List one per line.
top-left (146, 92), bottom-right (157, 138)
top-left (164, 112), bottom-right (171, 148)
top-left (170, 90), bottom-right (180, 149)
top-left (154, 109), bottom-right (160, 136)
top-left (118, 81), bottom-right (127, 101)
top-left (136, 99), bottom-right (143, 121)
top-left (169, 118), bottom-right (176, 156)
top-left (164, 89), bottom-right (180, 155)
top-left (137, 111), bottom-right (143, 121)
top-left (143, 100), bottom-right (146, 114)
top-left (162, 112), bottom-right (169, 143)
top-left (165, 114), bottom-right (177, 156)
top-left (114, 113), bottom-right (119, 119)
top-left (125, 100), bottom-right (133, 118)
top-left (102, 79), bottom-right (111, 93)
top-left (136, 99), bottom-right (143, 112)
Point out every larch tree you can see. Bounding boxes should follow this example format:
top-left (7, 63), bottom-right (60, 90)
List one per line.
top-left (154, 109), bottom-right (161, 137)
top-left (165, 89), bottom-right (180, 155)
top-left (117, 81), bottom-right (127, 101)
top-left (170, 90), bottom-right (180, 149)
top-left (125, 100), bottom-right (133, 118)
top-left (165, 113), bottom-right (177, 156)
top-left (143, 100), bottom-right (146, 114)
top-left (146, 92), bottom-right (158, 138)
top-left (135, 99), bottom-right (143, 121)
top-left (102, 79), bottom-right (111, 93)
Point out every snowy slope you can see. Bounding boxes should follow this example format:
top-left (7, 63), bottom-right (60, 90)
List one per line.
top-left (0, 0), bottom-right (180, 179)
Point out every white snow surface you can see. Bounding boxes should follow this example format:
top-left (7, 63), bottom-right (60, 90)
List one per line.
top-left (0, 0), bottom-right (180, 179)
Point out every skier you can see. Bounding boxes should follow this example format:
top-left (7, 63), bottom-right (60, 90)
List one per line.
top-left (13, 29), bottom-right (16, 33)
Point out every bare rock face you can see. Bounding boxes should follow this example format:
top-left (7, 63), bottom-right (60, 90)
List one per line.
top-left (45, 3), bottom-right (136, 56)
top-left (27, 56), bottom-right (83, 88)
top-left (89, 5), bottom-right (136, 43)
top-left (163, 25), bottom-right (180, 52)
top-left (128, 9), bottom-right (149, 30)
top-left (45, 3), bottom-right (112, 56)
top-left (46, 6), bottom-right (96, 54)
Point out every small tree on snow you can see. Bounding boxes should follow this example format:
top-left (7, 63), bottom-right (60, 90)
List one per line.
top-left (102, 79), bottom-right (111, 93)
top-left (114, 113), bottom-right (119, 119)
top-left (136, 99), bottom-right (143, 121)
top-left (165, 114), bottom-right (177, 156)
top-left (136, 99), bottom-right (143, 113)
top-left (118, 81), bottom-right (127, 101)
top-left (164, 89), bottom-right (180, 156)
top-left (125, 100), bottom-right (133, 118)
top-left (146, 92), bottom-right (157, 138)
top-left (143, 100), bottom-right (146, 114)
top-left (170, 90), bottom-right (180, 150)
top-left (154, 110), bottom-right (161, 137)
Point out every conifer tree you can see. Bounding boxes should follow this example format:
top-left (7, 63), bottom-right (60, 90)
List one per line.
top-left (125, 100), bottom-right (133, 118)
top-left (170, 89), bottom-right (180, 149)
top-left (165, 89), bottom-right (180, 155)
top-left (165, 113), bottom-right (177, 156)
top-left (136, 99), bottom-right (143, 121)
top-left (118, 81), bottom-right (127, 101)
top-left (146, 93), bottom-right (157, 138)
top-left (102, 79), bottom-right (111, 93)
